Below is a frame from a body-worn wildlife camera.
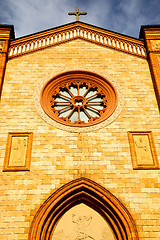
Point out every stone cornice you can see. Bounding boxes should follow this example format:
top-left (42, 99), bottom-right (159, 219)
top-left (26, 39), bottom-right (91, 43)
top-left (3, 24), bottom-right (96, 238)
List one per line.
top-left (8, 21), bottom-right (146, 59)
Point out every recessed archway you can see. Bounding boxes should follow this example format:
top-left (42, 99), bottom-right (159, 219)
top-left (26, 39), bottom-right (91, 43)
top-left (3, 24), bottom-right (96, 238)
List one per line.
top-left (28, 178), bottom-right (139, 240)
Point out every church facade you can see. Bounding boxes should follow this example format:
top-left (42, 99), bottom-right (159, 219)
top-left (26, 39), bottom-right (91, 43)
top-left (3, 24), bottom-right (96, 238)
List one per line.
top-left (0, 21), bottom-right (160, 240)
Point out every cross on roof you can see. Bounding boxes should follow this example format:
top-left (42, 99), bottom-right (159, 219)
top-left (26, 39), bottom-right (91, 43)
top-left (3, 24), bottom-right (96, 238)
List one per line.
top-left (68, 8), bottom-right (87, 21)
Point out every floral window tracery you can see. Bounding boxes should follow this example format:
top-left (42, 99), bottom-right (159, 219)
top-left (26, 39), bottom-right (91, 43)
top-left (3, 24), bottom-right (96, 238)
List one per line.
top-left (40, 71), bottom-right (118, 127)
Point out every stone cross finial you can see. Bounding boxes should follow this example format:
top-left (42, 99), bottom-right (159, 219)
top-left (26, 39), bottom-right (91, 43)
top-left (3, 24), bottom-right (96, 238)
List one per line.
top-left (68, 8), bottom-right (87, 21)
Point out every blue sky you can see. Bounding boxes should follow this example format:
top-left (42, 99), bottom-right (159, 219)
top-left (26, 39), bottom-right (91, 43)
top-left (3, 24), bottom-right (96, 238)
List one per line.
top-left (0, 0), bottom-right (160, 39)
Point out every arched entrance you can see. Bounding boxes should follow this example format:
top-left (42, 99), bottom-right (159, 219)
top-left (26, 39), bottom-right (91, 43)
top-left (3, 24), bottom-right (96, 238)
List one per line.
top-left (28, 178), bottom-right (139, 240)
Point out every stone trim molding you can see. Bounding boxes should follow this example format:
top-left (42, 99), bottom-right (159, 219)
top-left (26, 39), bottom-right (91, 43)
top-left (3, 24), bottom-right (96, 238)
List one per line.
top-left (8, 22), bottom-right (146, 59)
top-left (28, 178), bottom-right (139, 240)
top-left (3, 132), bottom-right (33, 171)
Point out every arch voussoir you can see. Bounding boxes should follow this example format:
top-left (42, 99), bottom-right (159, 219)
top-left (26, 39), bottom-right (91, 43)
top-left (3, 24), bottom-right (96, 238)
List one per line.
top-left (28, 178), bottom-right (139, 240)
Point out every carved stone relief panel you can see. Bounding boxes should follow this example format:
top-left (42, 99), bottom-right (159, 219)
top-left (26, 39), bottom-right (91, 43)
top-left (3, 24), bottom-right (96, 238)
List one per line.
top-left (133, 134), bottom-right (153, 165)
top-left (3, 132), bottom-right (33, 171)
top-left (51, 203), bottom-right (115, 240)
top-left (9, 136), bottom-right (28, 167)
top-left (128, 131), bottom-right (159, 169)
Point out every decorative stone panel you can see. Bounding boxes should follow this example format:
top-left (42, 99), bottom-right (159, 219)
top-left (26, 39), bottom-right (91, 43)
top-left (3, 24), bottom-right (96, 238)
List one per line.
top-left (3, 132), bottom-right (33, 171)
top-left (128, 131), bottom-right (159, 170)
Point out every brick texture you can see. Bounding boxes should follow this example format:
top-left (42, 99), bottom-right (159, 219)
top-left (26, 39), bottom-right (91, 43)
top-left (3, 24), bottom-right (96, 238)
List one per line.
top-left (0, 38), bottom-right (160, 239)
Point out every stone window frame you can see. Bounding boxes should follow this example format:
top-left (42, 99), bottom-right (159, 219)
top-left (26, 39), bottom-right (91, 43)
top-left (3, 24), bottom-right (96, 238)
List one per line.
top-left (3, 132), bottom-right (33, 172)
top-left (35, 68), bottom-right (124, 133)
top-left (128, 131), bottom-right (159, 170)
top-left (40, 71), bottom-right (118, 127)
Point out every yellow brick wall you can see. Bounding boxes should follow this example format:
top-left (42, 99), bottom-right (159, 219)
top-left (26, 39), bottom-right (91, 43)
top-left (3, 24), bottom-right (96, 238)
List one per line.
top-left (0, 39), bottom-right (160, 239)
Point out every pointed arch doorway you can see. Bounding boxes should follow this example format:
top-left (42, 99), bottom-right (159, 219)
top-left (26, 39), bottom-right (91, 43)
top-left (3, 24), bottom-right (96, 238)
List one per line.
top-left (28, 178), bottom-right (139, 240)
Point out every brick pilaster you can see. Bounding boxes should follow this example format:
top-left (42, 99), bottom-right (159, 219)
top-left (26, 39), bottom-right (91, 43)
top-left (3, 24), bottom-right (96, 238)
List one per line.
top-left (140, 25), bottom-right (160, 109)
top-left (0, 25), bottom-right (14, 98)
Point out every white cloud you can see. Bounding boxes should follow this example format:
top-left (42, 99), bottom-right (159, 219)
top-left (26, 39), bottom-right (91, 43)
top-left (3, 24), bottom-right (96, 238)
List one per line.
top-left (4, 0), bottom-right (75, 37)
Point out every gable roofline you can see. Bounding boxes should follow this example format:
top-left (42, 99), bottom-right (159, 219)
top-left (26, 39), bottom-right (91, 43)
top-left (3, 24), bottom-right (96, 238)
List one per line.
top-left (14, 21), bottom-right (142, 43)
top-left (8, 21), bottom-right (146, 59)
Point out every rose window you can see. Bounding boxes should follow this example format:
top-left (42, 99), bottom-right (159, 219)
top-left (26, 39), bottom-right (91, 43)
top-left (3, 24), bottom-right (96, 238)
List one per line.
top-left (40, 71), bottom-right (118, 127)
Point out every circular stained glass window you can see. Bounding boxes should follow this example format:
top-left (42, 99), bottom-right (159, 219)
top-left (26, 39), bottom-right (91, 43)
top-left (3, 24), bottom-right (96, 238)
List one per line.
top-left (40, 71), bottom-right (118, 127)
